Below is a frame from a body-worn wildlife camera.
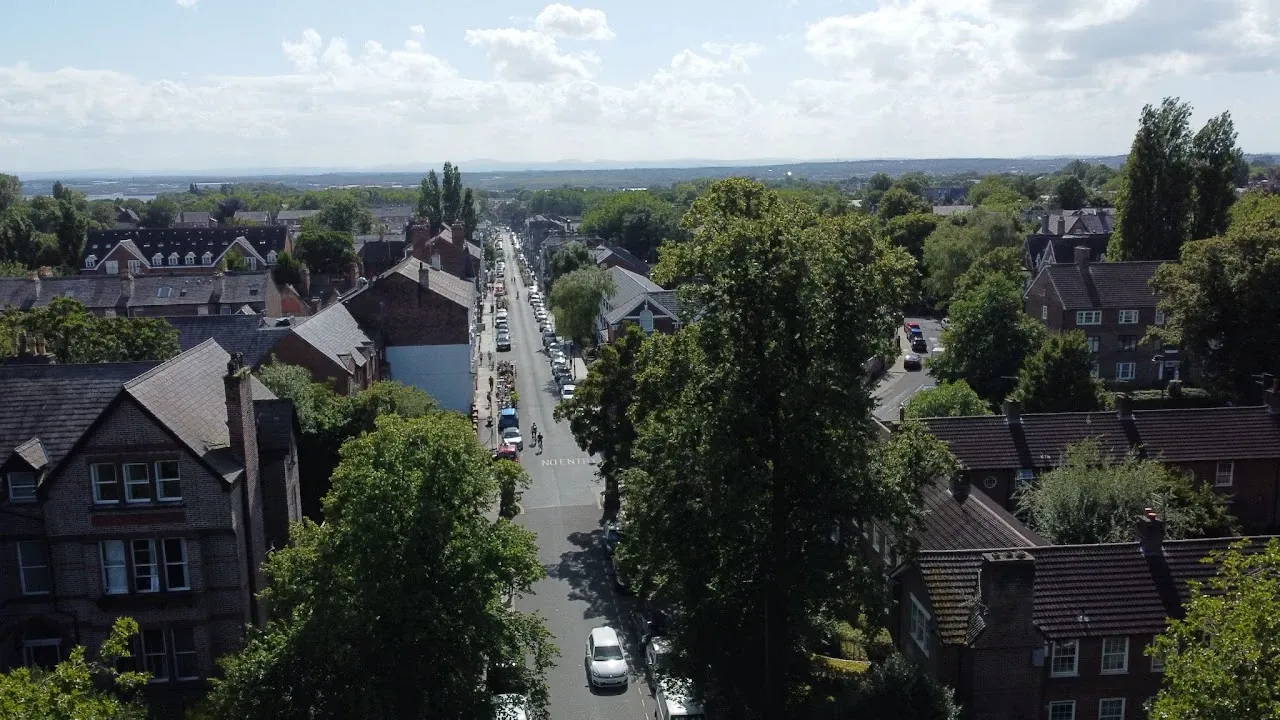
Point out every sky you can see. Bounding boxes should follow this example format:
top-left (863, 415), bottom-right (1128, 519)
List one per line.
top-left (1, 0), bottom-right (1278, 173)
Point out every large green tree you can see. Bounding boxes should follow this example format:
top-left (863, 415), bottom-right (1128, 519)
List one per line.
top-left (580, 190), bottom-right (682, 263)
top-left (317, 196), bottom-right (373, 235)
top-left (1014, 331), bottom-right (1106, 413)
top-left (0, 173), bottom-right (20, 213)
top-left (921, 209), bottom-right (1023, 305)
top-left (1149, 539), bottom-right (1280, 720)
top-left (417, 170), bottom-right (443, 232)
top-left (548, 240), bottom-right (592, 284)
top-left (1190, 111), bottom-right (1245, 242)
top-left (877, 187), bottom-right (931, 222)
top-left (846, 653), bottom-right (961, 720)
top-left (0, 297), bottom-right (178, 363)
top-left (0, 207), bottom-right (37, 266)
top-left (202, 413), bottom-right (554, 720)
top-left (885, 212), bottom-right (938, 263)
top-left (619, 179), bottom-right (919, 716)
top-left (1150, 193), bottom-right (1280, 401)
top-left (903, 380), bottom-right (992, 419)
top-left (547, 266), bottom-right (614, 347)
top-left (295, 229), bottom-right (357, 273)
top-left (864, 172), bottom-right (893, 209)
top-left (1053, 175), bottom-right (1088, 211)
top-left (0, 617), bottom-right (149, 720)
top-left (442, 162), bottom-right (464, 224)
top-left (1015, 439), bottom-right (1237, 544)
top-left (553, 324), bottom-right (646, 520)
top-left (929, 274), bottom-right (1045, 403)
top-left (141, 196), bottom-right (180, 228)
top-left (461, 187), bottom-right (479, 242)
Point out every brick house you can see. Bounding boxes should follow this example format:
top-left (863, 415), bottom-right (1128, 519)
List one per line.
top-left (596, 266), bottom-right (679, 344)
top-left (274, 209), bottom-right (320, 230)
top-left (896, 519), bottom-right (1273, 720)
top-left (592, 243), bottom-right (650, 277)
top-left (1024, 252), bottom-right (1172, 387)
top-left (355, 234), bottom-right (409, 279)
top-left (0, 341), bottom-right (300, 714)
top-left (407, 221), bottom-right (482, 289)
top-left (371, 206), bottom-right (415, 234)
top-left (82, 227), bottom-right (289, 277)
top-left (920, 394), bottom-right (1280, 532)
top-left (232, 210), bottom-right (273, 225)
top-left (0, 272), bottom-right (284, 317)
top-left (175, 212), bottom-right (215, 229)
top-left (343, 256), bottom-right (475, 412)
top-left (1023, 209), bottom-right (1115, 275)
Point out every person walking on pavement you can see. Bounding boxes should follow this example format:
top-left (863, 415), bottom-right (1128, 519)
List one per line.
top-left (537, 433), bottom-right (544, 452)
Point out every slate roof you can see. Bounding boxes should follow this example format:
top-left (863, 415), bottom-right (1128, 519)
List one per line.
top-left (275, 209), bottom-right (320, 222)
top-left (918, 536), bottom-right (1274, 644)
top-left (371, 206), bottom-right (414, 220)
top-left (0, 275), bottom-right (125, 311)
top-left (356, 237), bottom-right (409, 268)
top-left (291, 302), bottom-right (372, 372)
top-left (0, 362), bottom-right (158, 473)
top-left (177, 211), bottom-right (212, 225)
top-left (593, 244), bottom-right (651, 275)
top-left (233, 210), bottom-right (273, 224)
top-left (915, 480), bottom-right (1045, 552)
top-left (127, 273), bottom-right (271, 309)
top-left (387, 258), bottom-right (474, 308)
top-left (1041, 235), bottom-right (1109, 268)
top-left (125, 339), bottom-right (276, 479)
top-left (466, 241), bottom-right (482, 259)
top-left (921, 406), bottom-right (1280, 471)
top-left (166, 314), bottom-right (292, 367)
top-left (84, 227), bottom-right (286, 268)
top-left (1037, 260), bottom-right (1164, 310)
top-left (603, 266), bottom-right (675, 325)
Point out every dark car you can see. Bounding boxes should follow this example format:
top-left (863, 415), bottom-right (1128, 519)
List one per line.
top-left (911, 336), bottom-right (928, 353)
top-left (903, 353), bottom-right (923, 371)
top-left (629, 608), bottom-right (669, 645)
top-left (496, 336), bottom-right (512, 352)
top-left (603, 522), bottom-right (624, 556)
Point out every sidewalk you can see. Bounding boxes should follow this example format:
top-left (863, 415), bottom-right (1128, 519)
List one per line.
top-left (473, 282), bottom-right (500, 450)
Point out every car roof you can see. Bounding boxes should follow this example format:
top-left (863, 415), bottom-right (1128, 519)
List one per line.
top-left (590, 626), bottom-right (621, 645)
top-left (501, 408), bottom-right (517, 416)
top-left (562, 384), bottom-right (576, 390)
top-left (502, 426), bottom-right (520, 433)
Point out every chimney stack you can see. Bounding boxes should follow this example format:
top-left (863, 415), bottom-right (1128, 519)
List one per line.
top-left (28, 270), bottom-right (40, 300)
top-left (121, 271), bottom-right (134, 301)
top-left (1265, 382), bottom-right (1279, 416)
top-left (1056, 215), bottom-right (1066, 235)
top-left (979, 550), bottom-right (1036, 630)
top-left (1137, 508), bottom-right (1164, 556)
top-left (950, 475), bottom-right (971, 502)
top-left (1003, 399), bottom-right (1023, 425)
top-left (300, 265), bottom-right (311, 298)
top-left (451, 220), bottom-right (466, 244)
top-left (1116, 393), bottom-right (1133, 419)
top-left (224, 352), bottom-right (251, 453)
top-left (1074, 246), bottom-right (1090, 270)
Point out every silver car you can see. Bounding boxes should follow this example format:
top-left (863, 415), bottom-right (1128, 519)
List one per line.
top-left (585, 626), bottom-right (628, 688)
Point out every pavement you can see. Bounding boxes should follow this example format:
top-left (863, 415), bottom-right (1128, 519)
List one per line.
top-left (872, 317), bottom-right (945, 423)
top-left (499, 231), bottom-right (655, 720)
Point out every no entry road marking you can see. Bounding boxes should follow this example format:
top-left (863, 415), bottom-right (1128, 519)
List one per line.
top-left (540, 457), bottom-right (594, 467)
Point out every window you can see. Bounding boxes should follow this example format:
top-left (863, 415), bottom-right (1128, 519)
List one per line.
top-left (152, 253), bottom-right (163, 265)
top-left (168, 252), bottom-right (179, 266)
top-left (908, 594), bottom-right (931, 656)
top-left (1215, 461), bottom-right (1234, 487)
top-left (17, 541), bottom-right (52, 595)
top-left (92, 463), bottom-right (121, 503)
top-left (105, 260), bottom-right (119, 274)
top-left (85, 255), bottom-right (97, 269)
top-left (1098, 698), bottom-right (1125, 720)
top-left (163, 538), bottom-right (189, 590)
top-left (430, 252), bottom-right (442, 270)
top-left (128, 259), bottom-right (141, 274)
top-left (133, 539), bottom-right (159, 593)
top-left (1155, 309), bottom-right (1166, 326)
top-left (266, 250), bottom-right (277, 264)
top-left (1050, 639), bottom-right (1079, 676)
top-left (155, 460), bottom-right (181, 501)
top-left (1016, 468), bottom-right (1035, 490)
top-left (1091, 362), bottom-right (1100, 378)
top-left (156, 286), bottom-right (172, 299)
top-left (202, 251), bottom-right (212, 265)
top-left (639, 307), bottom-right (654, 334)
top-left (247, 256), bottom-right (258, 270)
top-left (1115, 362), bottom-right (1136, 381)
top-left (100, 541), bottom-right (128, 594)
top-left (1076, 310), bottom-right (1101, 325)
top-left (1119, 309), bottom-right (1140, 324)
top-left (871, 526), bottom-right (882, 551)
top-left (1048, 701), bottom-right (1075, 720)
top-left (1119, 335), bottom-right (1137, 352)
top-left (142, 629), bottom-right (169, 681)
top-left (1041, 305), bottom-right (1048, 320)
top-left (1101, 636), bottom-right (1129, 673)
top-left (1086, 336), bottom-right (1100, 353)
top-left (220, 305), bottom-right (232, 315)
top-left (185, 252), bottom-right (195, 265)
top-left (172, 628), bottom-right (198, 679)
top-left (8, 471), bottom-right (37, 503)
top-left (1150, 648), bottom-right (1165, 672)
top-left (123, 462), bottom-right (151, 503)
top-left (22, 637), bottom-right (61, 668)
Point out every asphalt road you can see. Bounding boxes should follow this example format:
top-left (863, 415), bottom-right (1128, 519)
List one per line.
top-left (872, 317), bottom-right (944, 423)
top-left (498, 234), bottom-right (654, 720)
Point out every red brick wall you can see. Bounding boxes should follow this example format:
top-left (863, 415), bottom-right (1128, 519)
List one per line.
top-left (343, 272), bottom-right (469, 347)
top-left (270, 333), bottom-right (354, 395)
top-left (1178, 458), bottom-right (1279, 533)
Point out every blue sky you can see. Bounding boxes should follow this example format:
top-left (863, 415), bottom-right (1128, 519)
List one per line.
top-left (1, 0), bottom-right (1278, 172)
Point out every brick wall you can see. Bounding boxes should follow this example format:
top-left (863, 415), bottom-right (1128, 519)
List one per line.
top-left (271, 333), bottom-right (354, 395)
top-left (343, 271), bottom-right (470, 347)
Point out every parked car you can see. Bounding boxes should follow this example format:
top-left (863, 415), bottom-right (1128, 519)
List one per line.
top-left (584, 627), bottom-right (629, 688)
top-left (492, 694), bottom-right (528, 720)
top-left (630, 608), bottom-right (669, 645)
top-left (903, 353), bottom-right (922, 371)
top-left (655, 677), bottom-right (703, 720)
top-left (501, 426), bottom-right (523, 450)
top-left (904, 320), bottom-right (920, 334)
top-left (560, 384), bottom-right (576, 402)
top-left (603, 521), bottom-right (624, 555)
top-left (911, 336), bottom-right (928, 353)
top-left (493, 444), bottom-right (519, 462)
top-left (644, 637), bottom-right (670, 688)
top-left (497, 336), bottom-right (512, 352)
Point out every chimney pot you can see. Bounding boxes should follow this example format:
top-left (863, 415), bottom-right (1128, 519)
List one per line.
top-left (1116, 393), bottom-right (1133, 419)
top-left (1056, 215), bottom-right (1066, 234)
top-left (1137, 510), bottom-right (1165, 556)
top-left (1074, 245), bottom-right (1090, 269)
top-left (1265, 388), bottom-right (1280, 416)
top-left (1003, 399), bottom-right (1023, 424)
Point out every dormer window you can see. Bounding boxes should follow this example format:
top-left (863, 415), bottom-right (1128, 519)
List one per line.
top-left (152, 253), bottom-right (163, 265)
top-left (85, 255), bottom-right (97, 269)
top-left (168, 253), bottom-right (179, 266)
top-left (266, 250), bottom-right (277, 264)
top-left (202, 251), bottom-right (213, 265)
top-left (185, 252), bottom-right (195, 265)
top-left (7, 471), bottom-right (37, 503)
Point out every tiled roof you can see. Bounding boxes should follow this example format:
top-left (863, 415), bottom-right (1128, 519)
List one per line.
top-left (1043, 235), bottom-right (1109, 266)
top-left (915, 481), bottom-right (1045, 552)
top-left (603, 266), bottom-right (662, 324)
top-left (356, 236), bottom-right (408, 265)
top-left (593, 244), bottom-right (651, 275)
top-left (84, 227), bottom-right (287, 268)
top-left (0, 362), bottom-right (158, 473)
top-left (291, 302), bottom-right (372, 372)
top-left (275, 209), bottom-right (320, 221)
top-left (371, 206), bottom-right (414, 219)
top-left (387, 258), bottom-right (474, 308)
top-left (918, 536), bottom-right (1274, 644)
top-left (1039, 260), bottom-right (1163, 309)
top-left (178, 211), bottom-right (212, 225)
top-left (233, 210), bottom-right (273, 223)
top-left (921, 406), bottom-right (1280, 470)
top-left (0, 272), bottom-right (274, 312)
top-left (166, 314), bottom-right (292, 367)
top-left (648, 290), bottom-right (679, 319)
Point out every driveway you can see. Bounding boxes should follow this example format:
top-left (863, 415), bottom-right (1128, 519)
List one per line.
top-left (873, 317), bottom-right (944, 423)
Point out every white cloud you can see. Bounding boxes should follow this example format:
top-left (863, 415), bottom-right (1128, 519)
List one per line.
top-left (175, 0), bottom-right (199, 7)
top-left (533, 4), bottom-right (614, 40)
top-left (668, 42), bottom-right (764, 78)
top-left (409, 25), bottom-right (425, 37)
top-left (465, 28), bottom-right (593, 81)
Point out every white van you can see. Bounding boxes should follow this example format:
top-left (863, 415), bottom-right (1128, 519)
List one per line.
top-left (654, 678), bottom-right (704, 720)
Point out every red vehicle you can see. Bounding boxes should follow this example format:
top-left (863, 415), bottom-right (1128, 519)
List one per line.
top-left (904, 320), bottom-right (921, 334)
top-left (493, 443), bottom-right (519, 462)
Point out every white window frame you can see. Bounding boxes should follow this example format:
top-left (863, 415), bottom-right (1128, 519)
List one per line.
top-left (1016, 468), bottom-right (1035, 490)
top-left (1050, 639), bottom-right (1079, 677)
top-left (100, 540), bottom-right (128, 595)
top-left (1041, 305), bottom-right (1049, 320)
top-left (105, 260), bottom-right (119, 275)
top-left (202, 251), bottom-right (213, 265)
top-left (133, 539), bottom-right (159, 593)
top-left (85, 255), bottom-right (97, 269)
top-left (1119, 309), bottom-right (1140, 324)
top-left (163, 538), bottom-right (190, 591)
top-left (1101, 636), bottom-right (1129, 674)
top-left (141, 628), bottom-right (169, 682)
top-left (92, 463), bottom-right (120, 504)
top-left (152, 253), bottom-right (163, 265)
top-left (1086, 336), bottom-right (1100, 353)
top-left (1215, 461), bottom-right (1234, 487)
top-left (17, 541), bottom-right (52, 595)
top-left (128, 259), bottom-right (141, 274)
top-left (871, 526), bottom-right (882, 551)
top-left (1150, 648), bottom-right (1165, 672)
top-left (1048, 701), bottom-right (1076, 720)
top-left (1115, 362), bottom-right (1136, 381)
top-left (266, 250), bottom-right (277, 264)
top-left (908, 593), bottom-right (931, 656)
top-left (22, 637), bottom-right (61, 667)
top-left (168, 252), bottom-right (179, 266)
top-left (155, 460), bottom-right (182, 501)
top-left (1118, 335), bottom-right (1137, 352)
top-left (8, 471), bottom-right (37, 503)
top-left (123, 462), bottom-right (151, 503)
top-left (1154, 309), bottom-right (1166, 326)
top-left (1075, 310), bottom-right (1101, 325)
top-left (639, 307), bottom-right (655, 334)
top-left (1098, 698), bottom-right (1125, 720)
top-left (185, 252), bottom-right (195, 265)
top-left (171, 627), bottom-right (199, 680)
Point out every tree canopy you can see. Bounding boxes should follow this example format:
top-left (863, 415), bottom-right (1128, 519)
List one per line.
top-left (1015, 439), bottom-right (1238, 544)
top-left (621, 178), bottom-right (920, 716)
top-left (202, 412), bottom-right (554, 720)
top-left (580, 190), bottom-right (682, 263)
top-left (547, 266), bottom-right (614, 346)
top-left (294, 229), bottom-right (357, 273)
top-left (922, 209), bottom-right (1023, 306)
top-left (1149, 539), bottom-right (1280, 720)
top-left (1014, 331), bottom-right (1106, 413)
top-left (548, 240), bottom-right (592, 284)
top-left (418, 170), bottom-right (443, 232)
top-left (877, 187), bottom-right (931, 222)
top-left (929, 274), bottom-right (1045, 404)
top-left (904, 380), bottom-right (992, 419)
top-left (0, 297), bottom-right (178, 363)
top-left (1053, 175), bottom-right (1088, 211)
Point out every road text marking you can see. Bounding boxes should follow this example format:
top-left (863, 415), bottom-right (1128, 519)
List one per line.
top-left (540, 457), bottom-right (593, 466)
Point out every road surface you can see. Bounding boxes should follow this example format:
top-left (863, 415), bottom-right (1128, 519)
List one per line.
top-left (873, 317), bottom-right (944, 423)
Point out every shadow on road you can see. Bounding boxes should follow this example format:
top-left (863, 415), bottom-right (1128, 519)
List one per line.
top-left (546, 529), bottom-right (629, 626)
